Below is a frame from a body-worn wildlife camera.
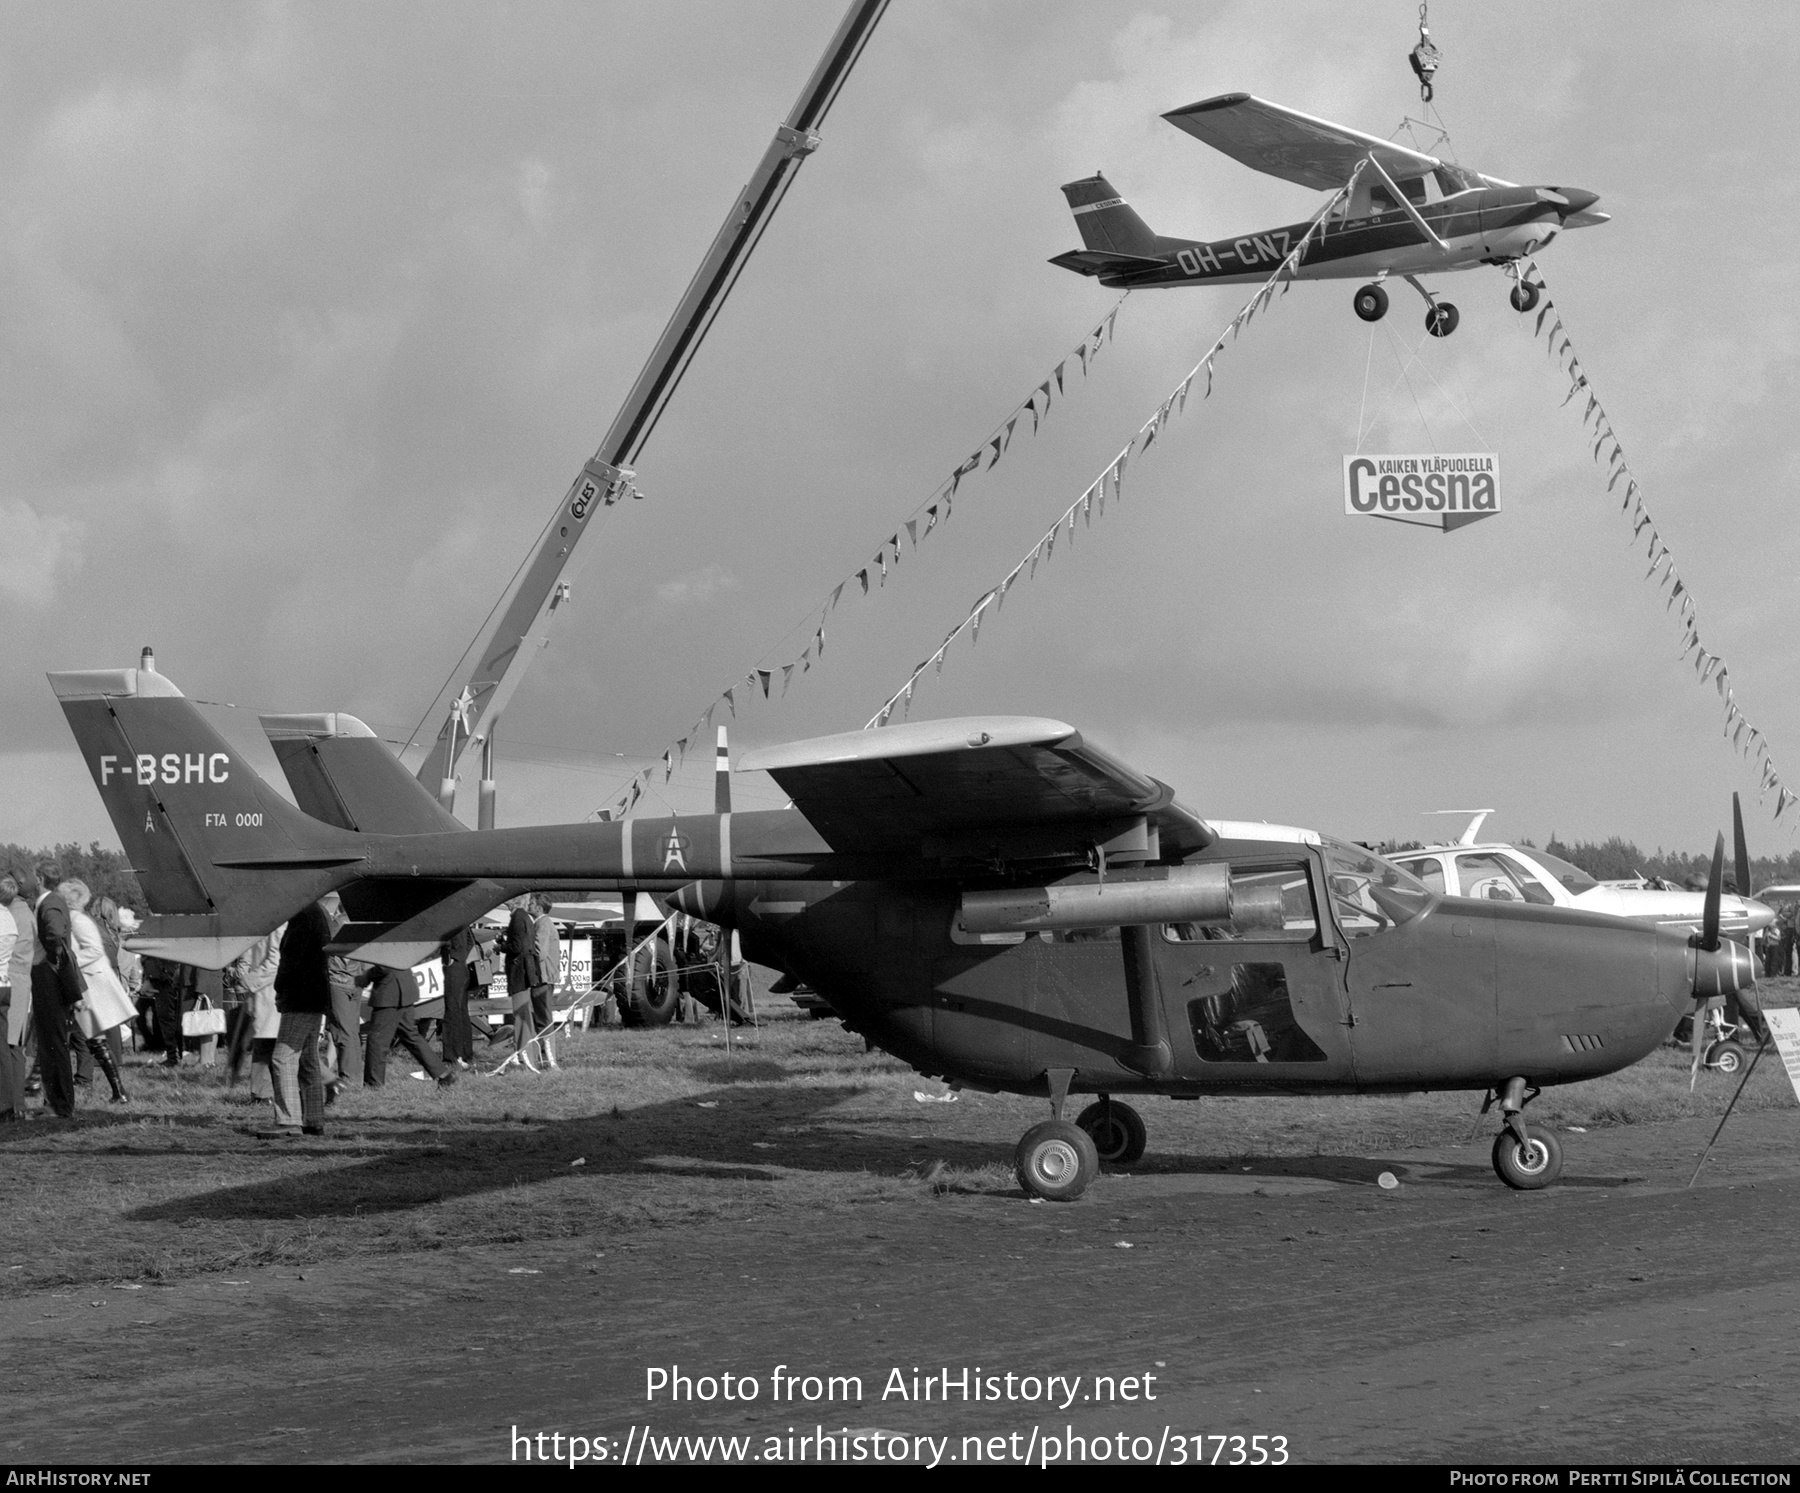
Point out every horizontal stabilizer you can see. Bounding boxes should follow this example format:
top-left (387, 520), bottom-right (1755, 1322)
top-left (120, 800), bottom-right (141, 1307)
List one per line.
top-left (128, 916), bottom-right (262, 972)
top-left (1048, 248), bottom-right (1166, 278)
top-left (326, 879), bottom-right (509, 968)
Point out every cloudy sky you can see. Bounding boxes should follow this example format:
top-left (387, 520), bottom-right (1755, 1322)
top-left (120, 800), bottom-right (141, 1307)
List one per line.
top-left (3, 0), bottom-right (1795, 860)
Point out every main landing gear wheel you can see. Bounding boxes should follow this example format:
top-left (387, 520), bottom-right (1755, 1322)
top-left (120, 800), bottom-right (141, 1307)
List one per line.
top-left (1491, 1124), bottom-right (1563, 1190)
top-left (1015, 1119), bottom-right (1099, 1202)
top-left (1509, 280), bottom-right (1541, 313)
top-left (1425, 302), bottom-right (1460, 337)
top-left (1706, 1039), bottom-right (1748, 1075)
top-left (619, 936), bottom-right (679, 1027)
top-left (1075, 1099), bottom-right (1147, 1166)
top-left (1353, 283), bottom-right (1389, 322)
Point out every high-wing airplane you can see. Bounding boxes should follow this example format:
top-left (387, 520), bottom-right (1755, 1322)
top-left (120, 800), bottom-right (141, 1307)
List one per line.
top-left (1386, 810), bottom-right (1776, 942)
top-left (54, 663), bottom-right (1753, 1202)
top-left (1052, 93), bottom-right (1607, 336)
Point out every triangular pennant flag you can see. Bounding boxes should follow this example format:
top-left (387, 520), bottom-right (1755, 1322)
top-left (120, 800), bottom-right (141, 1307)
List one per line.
top-left (1026, 394), bottom-right (1039, 435)
top-left (781, 663), bottom-right (795, 696)
top-left (1002, 415), bottom-right (1020, 453)
top-left (674, 736), bottom-right (689, 765)
top-left (858, 569), bottom-right (869, 595)
top-left (815, 623), bottom-right (825, 656)
top-left (1105, 306), bottom-right (1119, 342)
top-left (1038, 378), bottom-right (1052, 412)
top-left (1054, 361), bottom-right (1065, 395)
top-left (949, 454), bottom-right (981, 497)
top-left (905, 518), bottom-right (918, 548)
top-left (923, 504), bottom-right (939, 538)
top-left (757, 669), bottom-right (772, 698)
top-left (1177, 375), bottom-right (1193, 414)
top-left (933, 646), bottom-right (948, 677)
top-left (724, 687), bottom-right (736, 718)
top-left (828, 582), bottom-right (845, 611)
top-left (1075, 342), bottom-right (1089, 376)
top-left (662, 750), bottom-right (674, 784)
top-left (1535, 305), bottom-right (1550, 335)
top-left (986, 434), bottom-right (1004, 469)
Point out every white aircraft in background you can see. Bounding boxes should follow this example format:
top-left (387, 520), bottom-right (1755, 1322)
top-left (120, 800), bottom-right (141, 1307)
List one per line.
top-left (1385, 809), bottom-right (1775, 942)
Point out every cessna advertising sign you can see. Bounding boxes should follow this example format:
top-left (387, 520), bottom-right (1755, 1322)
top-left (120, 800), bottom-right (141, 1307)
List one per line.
top-left (1343, 453), bottom-right (1500, 532)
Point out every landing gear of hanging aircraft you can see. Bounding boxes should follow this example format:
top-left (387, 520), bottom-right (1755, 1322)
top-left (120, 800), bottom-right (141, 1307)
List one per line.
top-left (1075, 1097), bottom-right (1147, 1166)
top-left (1015, 1120), bottom-right (1099, 1201)
top-left (1353, 283), bottom-right (1389, 322)
top-left (1425, 302), bottom-right (1460, 337)
top-left (1509, 280), bottom-right (1541, 313)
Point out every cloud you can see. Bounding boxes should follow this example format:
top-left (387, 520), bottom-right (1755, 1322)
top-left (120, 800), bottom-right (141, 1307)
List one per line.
top-left (0, 499), bottom-right (84, 609)
top-left (657, 563), bottom-right (741, 606)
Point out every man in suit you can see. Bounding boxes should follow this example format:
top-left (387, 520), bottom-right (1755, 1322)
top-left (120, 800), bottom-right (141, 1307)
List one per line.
top-left (261, 894), bottom-right (336, 1138)
top-left (24, 865), bottom-right (84, 1120)
top-left (358, 962), bottom-right (455, 1088)
top-left (440, 925), bottom-right (477, 1069)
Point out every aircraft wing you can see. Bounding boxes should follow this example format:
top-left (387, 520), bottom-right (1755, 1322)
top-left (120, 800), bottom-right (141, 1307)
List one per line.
top-left (740, 717), bottom-right (1214, 865)
top-left (1162, 93), bottom-right (1443, 191)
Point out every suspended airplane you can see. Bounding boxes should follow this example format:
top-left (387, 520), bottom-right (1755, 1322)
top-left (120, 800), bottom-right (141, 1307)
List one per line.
top-left (1386, 808), bottom-right (1776, 942)
top-left (54, 663), bottom-right (1758, 1203)
top-left (1051, 93), bottom-right (1607, 336)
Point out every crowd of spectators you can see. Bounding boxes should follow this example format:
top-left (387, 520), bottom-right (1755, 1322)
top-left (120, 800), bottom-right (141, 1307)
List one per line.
top-left (0, 868), bottom-right (574, 1128)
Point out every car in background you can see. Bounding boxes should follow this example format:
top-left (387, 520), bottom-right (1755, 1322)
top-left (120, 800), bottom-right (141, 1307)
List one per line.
top-left (1386, 840), bottom-right (1774, 940)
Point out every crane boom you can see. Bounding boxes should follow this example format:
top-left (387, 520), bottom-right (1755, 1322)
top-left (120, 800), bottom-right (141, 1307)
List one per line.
top-left (415, 0), bottom-right (890, 806)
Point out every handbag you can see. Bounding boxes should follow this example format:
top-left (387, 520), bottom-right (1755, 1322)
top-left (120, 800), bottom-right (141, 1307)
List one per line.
top-left (182, 993), bottom-right (227, 1037)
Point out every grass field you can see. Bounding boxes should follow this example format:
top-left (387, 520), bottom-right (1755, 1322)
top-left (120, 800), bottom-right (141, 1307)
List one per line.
top-left (3, 984), bottom-right (1796, 1295)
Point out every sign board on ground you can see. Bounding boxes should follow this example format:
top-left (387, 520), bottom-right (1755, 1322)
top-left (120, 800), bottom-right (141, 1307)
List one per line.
top-left (1764, 1007), bottom-right (1800, 1103)
top-left (1343, 453), bottom-right (1500, 532)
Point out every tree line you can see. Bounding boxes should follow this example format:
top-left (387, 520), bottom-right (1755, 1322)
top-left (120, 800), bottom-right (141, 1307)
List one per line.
top-left (1, 842), bottom-right (144, 910)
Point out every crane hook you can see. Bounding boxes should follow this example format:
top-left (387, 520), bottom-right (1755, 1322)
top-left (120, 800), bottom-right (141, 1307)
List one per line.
top-left (1408, 3), bottom-right (1442, 103)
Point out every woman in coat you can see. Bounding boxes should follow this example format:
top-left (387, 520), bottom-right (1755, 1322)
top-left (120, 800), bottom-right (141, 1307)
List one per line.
top-left (57, 879), bottom-right (135, 1103)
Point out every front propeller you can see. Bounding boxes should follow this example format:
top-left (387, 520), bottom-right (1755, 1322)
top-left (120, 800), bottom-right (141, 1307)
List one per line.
top-left (1688, 804), bottom-right (1766, 1084)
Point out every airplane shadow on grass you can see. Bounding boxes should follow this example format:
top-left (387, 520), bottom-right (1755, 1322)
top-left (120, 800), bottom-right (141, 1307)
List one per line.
top-left (118, 1070), bottom-right (1640, 1224)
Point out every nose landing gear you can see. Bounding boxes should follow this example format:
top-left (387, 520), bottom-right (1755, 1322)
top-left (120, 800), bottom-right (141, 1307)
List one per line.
top-left (1484, 1076), bottom-right (1563, 1190)
top-left (1424, 302), bottom-right (1460, 337)
top-left (1509, 279), bottom-right (1541, 313)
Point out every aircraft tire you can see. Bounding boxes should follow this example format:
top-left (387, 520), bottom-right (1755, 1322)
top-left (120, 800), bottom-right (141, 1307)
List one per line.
top-left (1509, 281), bottom-right (1541, 313)
top-left (619, 936), bottom-right (679, 1027)
top-left (1491, 1124), bottom-right (1563, 1190)
top-left (1426, 302), bottom-right (1460, 337)
top-left (1706, 1039), bottom-right (1747, 1075)
top-left (1353, 283), bottom-right (1389, 322)
top-left (1015, 1120), bottom-right (1099, 1202)
top-left (1075, 1099), bottom-right (1147, 1167)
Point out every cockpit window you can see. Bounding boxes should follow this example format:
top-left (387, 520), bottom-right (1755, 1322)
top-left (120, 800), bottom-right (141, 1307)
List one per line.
top-left (1433, 164), bottom-right (1477, 195)
top-left (1528, 850), bottom-right (1598, 895)
top-left (1321, 841), bottom-right (1433, 934)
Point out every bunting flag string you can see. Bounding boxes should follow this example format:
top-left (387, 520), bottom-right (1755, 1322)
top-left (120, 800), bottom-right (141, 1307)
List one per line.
top-left (864, 165), bottom-right (1368, 729)
top-left (584, 290), bottom-right (1136, 820)
top-left (1519, 261), bottom-right (1796, 827)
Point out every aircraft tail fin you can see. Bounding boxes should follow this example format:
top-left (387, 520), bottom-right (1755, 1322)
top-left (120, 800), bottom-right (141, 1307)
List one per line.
top-left (1060, 174), bottom-right (1160, 257)
top-left (49, 668), bottom-right (366, 967)
top-left (261, 712), bottom-right (465, 836)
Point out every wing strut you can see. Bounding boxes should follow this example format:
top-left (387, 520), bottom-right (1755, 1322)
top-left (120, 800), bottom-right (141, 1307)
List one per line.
top-left (1361, 152), bottom-right (1451, 253)
top-left (412, 0), bottom-right (891, 812)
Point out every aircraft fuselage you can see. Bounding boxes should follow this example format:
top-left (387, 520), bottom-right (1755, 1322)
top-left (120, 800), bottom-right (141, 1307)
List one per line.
top-left (1088, 186), bottom-right (1592, 289)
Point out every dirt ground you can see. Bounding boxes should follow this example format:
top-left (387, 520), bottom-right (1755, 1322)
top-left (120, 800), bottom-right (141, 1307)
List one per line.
top-left (5, 1057), bottom-right (1800, 1464)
